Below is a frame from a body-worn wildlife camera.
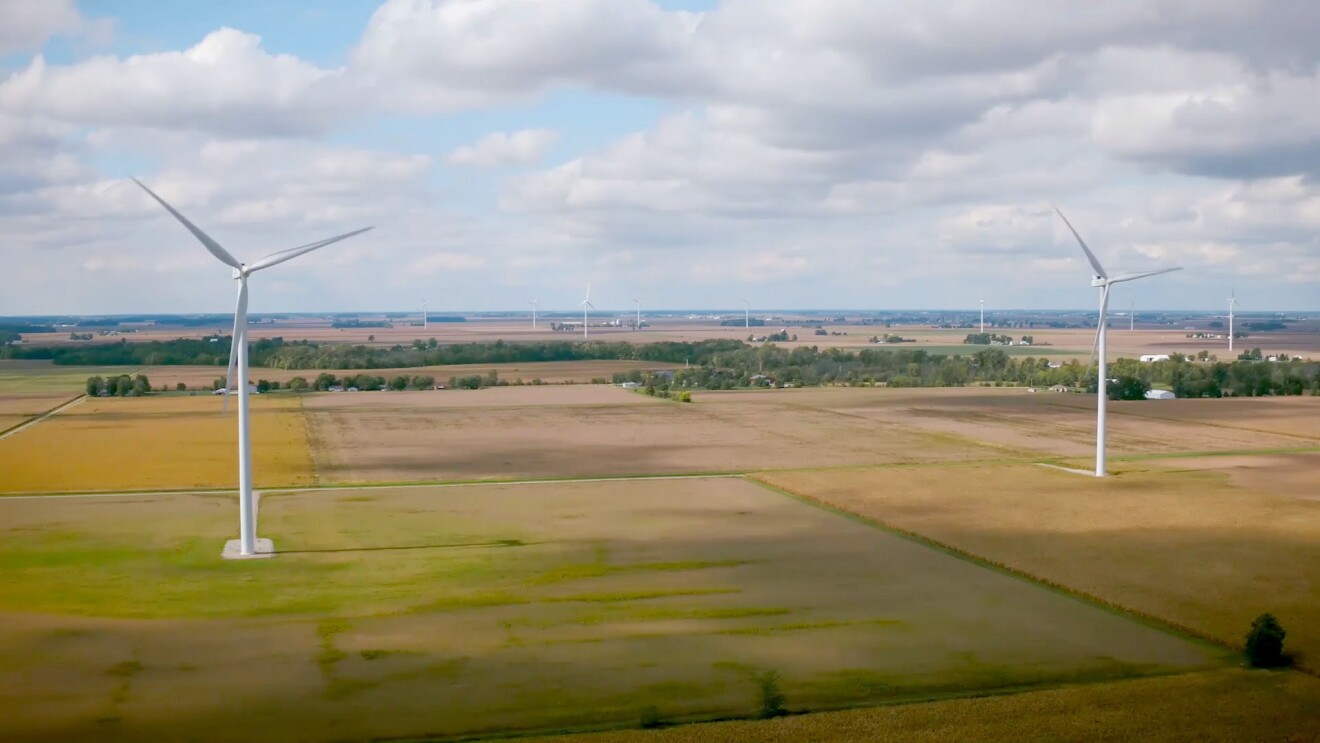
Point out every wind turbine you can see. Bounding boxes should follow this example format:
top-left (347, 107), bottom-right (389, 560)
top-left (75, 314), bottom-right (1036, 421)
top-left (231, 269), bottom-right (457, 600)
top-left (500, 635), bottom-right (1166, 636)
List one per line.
top-left (581, 284), bottom-right (593, 338)
top-left (979, 297), bottom-right (986, 334)
top-left (1129, 301), bottom-right (1135, 332)
top-left (742, 298), bottom-right (750, 329)
top-left (133, 178), bottom-right (373, 557)
top-left (634, 297), bottom-right (641, 330)
top-left (530, 298), bottom-right (539, 330)
top-left (1228, 290), bottom-right (1238, 355)
top-left (422, 299), bottom-right (428, 330)
top-left (1054, 206), bottom-right (1181, 477)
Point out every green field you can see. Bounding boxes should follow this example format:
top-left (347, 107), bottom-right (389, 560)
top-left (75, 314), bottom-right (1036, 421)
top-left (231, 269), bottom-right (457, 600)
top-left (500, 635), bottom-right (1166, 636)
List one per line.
top-left (0, 477), bottom-right (1226, 742)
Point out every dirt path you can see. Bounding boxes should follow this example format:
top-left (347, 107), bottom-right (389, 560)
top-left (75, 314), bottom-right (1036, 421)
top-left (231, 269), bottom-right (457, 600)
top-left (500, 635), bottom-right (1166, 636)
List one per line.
top-left (0, 394), bottom-right (85, 441)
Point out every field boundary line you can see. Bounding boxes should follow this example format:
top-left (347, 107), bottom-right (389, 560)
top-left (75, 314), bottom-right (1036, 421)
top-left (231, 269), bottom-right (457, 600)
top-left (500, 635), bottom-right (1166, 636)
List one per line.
top-left (0, 472), bottom-right (747, 500)
top-left (745, 475), bottom-right (1252, 669)
top-left (0, 394), bottom-right (85, 441)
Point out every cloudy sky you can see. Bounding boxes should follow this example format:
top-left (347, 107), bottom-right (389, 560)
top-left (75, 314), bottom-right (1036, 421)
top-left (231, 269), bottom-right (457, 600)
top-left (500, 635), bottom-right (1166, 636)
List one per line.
top-left (3, 0), bottom-right (1318, 315)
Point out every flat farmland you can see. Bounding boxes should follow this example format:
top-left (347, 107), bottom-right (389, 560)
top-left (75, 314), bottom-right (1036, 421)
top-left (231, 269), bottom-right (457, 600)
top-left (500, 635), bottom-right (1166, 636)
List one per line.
top-left (757, 461), bottom-right (1320, 667)
top-left (0, 396), bottom-right (313, 493)
top-left (0, 362), bottom-right (138, 393)
top-left (527, 669), bottom-right (1320, 742)
top-left (727, 386), bottom-right (1319, 459)
top-left (304, 387), bottom-right (993, 483)
top-left (0, 478), bottom-right (1224, 742)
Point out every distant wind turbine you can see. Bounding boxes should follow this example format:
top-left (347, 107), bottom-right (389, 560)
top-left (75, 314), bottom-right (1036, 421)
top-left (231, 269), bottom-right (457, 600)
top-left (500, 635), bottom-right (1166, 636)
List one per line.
top-left (1228, 290), bottom-right (1238, 355)
top-left (530, 298), bottom-right (539, 330)
top-left (422, 299), bottom-right (428, 330)
top-left (1054, 206), bottom-right (1181, 478)
top-left (742, 298), bottom-right (750, 329)
top-left (1129, 301), bottom-right (1135, 332)
top-left (634, 297), bottom-right (641, 331)
top-left (133, 178), bottom-right (373, 557)
top-left (581, 284), bottom-right (593, 339)
top-left (979, 297), bottom-right (986, 334)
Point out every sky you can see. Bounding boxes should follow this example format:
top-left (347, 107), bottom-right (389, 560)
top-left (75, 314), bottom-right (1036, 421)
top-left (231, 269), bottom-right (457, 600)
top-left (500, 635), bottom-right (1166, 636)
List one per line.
top-left (2, 0), bottom-right (1318, 315)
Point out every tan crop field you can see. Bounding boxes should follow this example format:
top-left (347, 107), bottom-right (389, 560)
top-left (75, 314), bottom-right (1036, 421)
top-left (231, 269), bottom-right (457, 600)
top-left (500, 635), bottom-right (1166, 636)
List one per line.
top-left (0, 396), bottom-right (313, 493)
top-left (526, 669), bottom-right (1320, 743)
top-left (304, 387), bottom-right (994, 483)
top-left (0, 478), bottom-right (1225, 742)
top-left (757, 461), bottom-right (1320, 668)
top-left (725, 386), bottom-right (1320, 459)
top-left (0, 392), bottom-right (80, 416)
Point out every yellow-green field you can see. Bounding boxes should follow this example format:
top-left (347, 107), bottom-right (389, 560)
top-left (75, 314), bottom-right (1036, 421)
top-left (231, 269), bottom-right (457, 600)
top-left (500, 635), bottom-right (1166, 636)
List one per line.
top-left (1, 379), bottom-right (1318, 742)
top-left (0, 479), bottom-right (1226, 742)
top-left (0, 395), bottom-right (313, 493)
top-left (757, 460), bottom-right (1320, 669)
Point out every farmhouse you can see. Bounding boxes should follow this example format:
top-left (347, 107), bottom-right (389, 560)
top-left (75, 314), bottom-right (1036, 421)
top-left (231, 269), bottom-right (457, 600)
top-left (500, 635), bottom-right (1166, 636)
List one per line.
top-left (1144, 389), bottom-right (1177, 400)
top-left (1140, 354), bottom-right (1171, 363)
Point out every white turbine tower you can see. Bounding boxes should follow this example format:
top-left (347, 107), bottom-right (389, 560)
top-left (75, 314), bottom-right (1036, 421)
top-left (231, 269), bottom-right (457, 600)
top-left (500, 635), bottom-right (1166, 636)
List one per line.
top-left (634, 297), bottom-right (641, 330)
top-left (134, 179), bottom-right (373, 557)
top-left (530, 298), bottom-right (539, 330)
top-left (422, 299), bottom-right (428, 330)
top-left (742, 298), bottom-right (750, 329)
top-left (979, 297), bottom-right (986, 333)
top-left (1054, 207), bottom-right (1181, 478)
top-left (1228, 290), bottom-right (1238, 355)
top-left (1129, 301), bottom-right (1135, 332)
top-left (581, 284), bottom-right (593, 339)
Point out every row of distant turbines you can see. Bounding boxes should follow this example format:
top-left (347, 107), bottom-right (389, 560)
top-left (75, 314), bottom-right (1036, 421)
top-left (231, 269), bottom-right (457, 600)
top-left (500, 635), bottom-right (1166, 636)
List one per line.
top-left (133, 178), bottom-right (1203, 556)
top-left (428, 290), bottom-right (755, 339)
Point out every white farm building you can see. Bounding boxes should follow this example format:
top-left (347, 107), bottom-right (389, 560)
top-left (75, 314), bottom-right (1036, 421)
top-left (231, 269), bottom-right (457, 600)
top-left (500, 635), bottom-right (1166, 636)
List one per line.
top-left (1144, 389), bottom-right (1176, 400)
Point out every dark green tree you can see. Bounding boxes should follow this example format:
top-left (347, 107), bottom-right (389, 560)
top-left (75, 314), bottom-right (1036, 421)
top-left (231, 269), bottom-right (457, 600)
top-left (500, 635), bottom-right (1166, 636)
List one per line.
top-left (1245, 613), bottom-right (1287, 667)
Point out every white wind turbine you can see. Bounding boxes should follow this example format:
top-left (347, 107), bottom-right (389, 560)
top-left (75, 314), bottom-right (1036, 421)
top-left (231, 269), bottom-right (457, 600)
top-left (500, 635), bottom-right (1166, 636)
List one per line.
top-left (1054, 207), bottom-right (1181, 477)
top-left (530, 298), bottom-right (539, 330)
top-left (1228, 289), bottom-right (1238, 355)
top-left (634, 297), bottom-right (641, 330)
top-left (979, 297), bottom-right (986, 333)
top-left (581, 284), bottom-right (593, 338)
top-left (133, 179), bottom-right (373, 557)
top-left (422, 299), bottom-right (428, 330)
top-left (742, 298), bottom-right (750, 329)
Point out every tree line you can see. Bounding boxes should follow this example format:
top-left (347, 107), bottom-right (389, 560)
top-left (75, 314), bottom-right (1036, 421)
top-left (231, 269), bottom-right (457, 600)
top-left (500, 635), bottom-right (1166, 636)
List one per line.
top-left (14, 336), bottom-right (1316, 399)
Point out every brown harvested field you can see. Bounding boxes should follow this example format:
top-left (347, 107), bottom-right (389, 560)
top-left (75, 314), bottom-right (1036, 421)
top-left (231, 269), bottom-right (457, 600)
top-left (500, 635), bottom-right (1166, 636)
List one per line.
top-left (135, 359), bottom-right (681, 388)
top-left (756, 461), bottom-right (1320, 668)
top-left (1146, 452), bottom-right (1320, 500)
top-left (0, 395), bottom-right (313, 493)
top-left (0, 393), bottom-right (79, 416)
top-left (0, 478), bottom-right (1223, 742)
top-left (525, 668), bottom-right (1320, 743)
top-left (727, 386), bottom-right (1320, 459)
top-left (304, 387), bottom-right (994, 483)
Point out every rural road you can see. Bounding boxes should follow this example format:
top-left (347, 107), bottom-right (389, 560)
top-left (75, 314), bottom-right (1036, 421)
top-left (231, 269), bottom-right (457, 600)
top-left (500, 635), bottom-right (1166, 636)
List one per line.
top-left (0, 395), bottom-right (85, 442)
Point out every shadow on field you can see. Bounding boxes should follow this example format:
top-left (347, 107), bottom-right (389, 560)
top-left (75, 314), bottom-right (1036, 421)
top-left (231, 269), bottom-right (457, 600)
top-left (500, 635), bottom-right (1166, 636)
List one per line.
top-left (277, 538), bottom-right (527, 555)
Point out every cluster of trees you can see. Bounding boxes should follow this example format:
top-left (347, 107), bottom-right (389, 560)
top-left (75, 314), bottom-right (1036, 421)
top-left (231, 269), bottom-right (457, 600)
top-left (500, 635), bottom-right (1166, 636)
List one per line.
top-left (870, 334), bottom-right (914, 344)
top-left (68, 333), bottom-right (94, 341)
top-left (964, 333), bottom-right (1032, 345)
top-left (721, 317), bottom-right (765, 327)
top-left (86, 374), bottom-right (151, 397)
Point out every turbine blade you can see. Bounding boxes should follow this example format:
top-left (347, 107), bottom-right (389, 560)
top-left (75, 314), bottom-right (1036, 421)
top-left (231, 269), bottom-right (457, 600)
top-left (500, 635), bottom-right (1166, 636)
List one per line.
top-left (1053, 206), bottom-right (1108, 279)
top-left (226, 280), bottom-right (249, 412)
top-left (133, 178), bottom-right (242, 270)
top-left (248, 227), bottom-right (374, 272)
top-left (223, 283), bottom-right (244, 413)
top-left (586, 301), bottom-right (594, 309)
top-left (1086, 285), bottom-right (1110, 375)
top-left (1109, 266), bottom-right (1182, 284)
